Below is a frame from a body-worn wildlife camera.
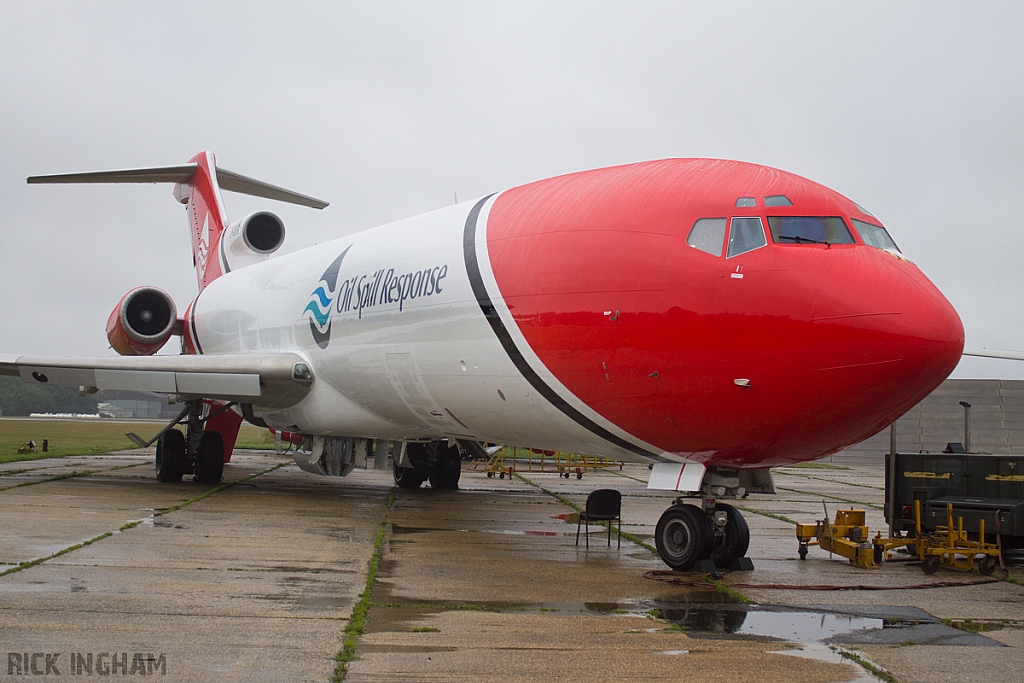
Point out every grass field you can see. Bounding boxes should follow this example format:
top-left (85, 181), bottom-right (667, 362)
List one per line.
top-left (0, 419), bottom-right (274, 464)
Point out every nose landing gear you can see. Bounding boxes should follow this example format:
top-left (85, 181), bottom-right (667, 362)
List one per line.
top-left (654, 500), bottom-right (751, 571)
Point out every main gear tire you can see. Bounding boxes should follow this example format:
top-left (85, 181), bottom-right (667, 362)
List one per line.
top-left (155, 429), bottom-right (186, 483)
top-left (429, 443), bottom-right (462, 490)
top-left (195, 431), bottom-right (225, 484)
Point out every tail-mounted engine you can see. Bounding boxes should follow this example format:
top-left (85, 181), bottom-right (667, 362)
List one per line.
top-left (106, 286), bottom-right (178, 356)
top-left (221, 211), bottom-right (285, 272)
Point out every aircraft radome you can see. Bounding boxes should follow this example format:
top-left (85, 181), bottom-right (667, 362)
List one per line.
top-left (0, 152), bottom-right (964, 570)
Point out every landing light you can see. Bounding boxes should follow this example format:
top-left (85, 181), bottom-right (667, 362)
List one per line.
top-left (293, 363), bottom-right (313, 382)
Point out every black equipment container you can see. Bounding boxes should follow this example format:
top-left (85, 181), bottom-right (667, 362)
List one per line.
top-left (885, 452), bottom-right (1024, 541)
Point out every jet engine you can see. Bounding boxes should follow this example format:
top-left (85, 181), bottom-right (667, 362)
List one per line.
top-left (221, 211), bottom-right (285, 271)
top-left (106, 286), bottom-right (178, 356)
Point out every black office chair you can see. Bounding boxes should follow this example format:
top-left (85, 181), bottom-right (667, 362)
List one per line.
top-left (575, 488), bottom-right (622, 549)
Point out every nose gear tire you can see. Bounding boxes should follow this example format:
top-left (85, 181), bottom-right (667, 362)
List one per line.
top-left (655, 504), bottom-right (713, 570)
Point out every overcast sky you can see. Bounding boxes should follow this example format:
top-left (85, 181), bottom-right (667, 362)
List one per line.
top-left (1, 2), bottom-right (1022, 378)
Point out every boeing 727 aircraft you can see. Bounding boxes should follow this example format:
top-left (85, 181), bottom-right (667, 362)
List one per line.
top-left (0, 153), bottom-right (964, 570)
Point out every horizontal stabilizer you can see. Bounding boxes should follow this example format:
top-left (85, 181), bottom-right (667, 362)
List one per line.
top-left (27, 164), bottom-right (199, 185)
top-left (28, 163), bottom-right (328, 209)
top-left (216, 167), bottom-right (329, 209)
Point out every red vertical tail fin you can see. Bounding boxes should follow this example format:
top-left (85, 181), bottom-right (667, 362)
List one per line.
top-left (173, 152), bottom-right (229, 290)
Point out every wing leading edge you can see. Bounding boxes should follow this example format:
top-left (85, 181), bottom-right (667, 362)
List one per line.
top-left (0, 353), bottom-right (313, 409)
top-left (963, 347), bottom-right (1024, 361)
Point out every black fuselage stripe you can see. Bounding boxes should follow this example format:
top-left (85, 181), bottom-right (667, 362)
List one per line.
top-left (190, 291), bottom-right (204, 355)
top-left (462, 195), bottom-right (662, 461)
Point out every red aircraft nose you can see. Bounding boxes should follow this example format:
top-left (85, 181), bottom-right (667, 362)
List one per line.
top-left (811, 248), bottom-right (964, 445)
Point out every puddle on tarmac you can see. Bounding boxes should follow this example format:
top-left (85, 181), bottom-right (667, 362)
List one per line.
top-left (656, 604), bottom-right (910, 643)
top-left (369, 596), bottom-right (921, 646)
top-left (392, 524), bottom-right (565, 537)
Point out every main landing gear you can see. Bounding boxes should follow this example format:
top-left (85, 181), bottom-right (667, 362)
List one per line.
top-left (393, 440), bottom-right (462, 490)
top-left (153, 399), bottom-right (227, 485)
top-left (654, 500), bottom-right (750, 571)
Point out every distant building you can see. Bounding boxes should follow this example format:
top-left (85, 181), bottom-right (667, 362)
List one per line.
top-left (96, 400), bottom-right (162, 419)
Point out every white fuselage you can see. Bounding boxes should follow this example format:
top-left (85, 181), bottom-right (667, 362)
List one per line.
top-left (192, 197), bottom-right (657, 462)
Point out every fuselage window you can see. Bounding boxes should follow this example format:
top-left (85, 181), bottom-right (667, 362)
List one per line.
top-left (767, 216), bottom-right (854, 245)
top-left (852, 218), bottom-right (900, 252)
top-left (727, 217), bottom-right (767, 258)
top-left (764, 195), bottom-right (793, 207)
top-left (687, 218), bottom-right (727, 256)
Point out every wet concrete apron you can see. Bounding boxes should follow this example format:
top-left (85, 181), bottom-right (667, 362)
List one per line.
top-left (0, 451), bottom-right (392, 682)
top-left (3, 450), bottom-right (1024, 682)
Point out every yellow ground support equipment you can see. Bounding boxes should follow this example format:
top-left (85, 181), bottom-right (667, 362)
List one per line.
top-left (799, 500), bottom-right (1005, 575)
top-left (466, 448), bottom-right (515, 479)
top-left (795, 506), bottom-right (878, 569)
top-left (873, 500), bottom-right (1003, 575)
top-left (468, 446), bottom-right (624, 480)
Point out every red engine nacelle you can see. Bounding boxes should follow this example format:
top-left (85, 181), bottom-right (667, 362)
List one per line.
top-left (106, 287), bottom-right (178, 356)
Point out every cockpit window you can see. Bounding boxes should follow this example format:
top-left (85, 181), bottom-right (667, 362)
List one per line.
top-left (735, 197), bottom-right (756, 208)
top-left (767, 216), bottom-right (854, 245)
top-left (727, 217), bottom-right (767, 257)
top-left (852, 218), bottom-right (900, 252)
top-left (687, 218), bottom-right (727, 256)
top-left (764, 195), bottom-right (793, 207)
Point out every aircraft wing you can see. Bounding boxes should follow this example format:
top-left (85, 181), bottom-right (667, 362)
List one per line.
top-left (963, 347), bottom-right (1024, 361)
top-left (0, 352), bottom-right (313, 409)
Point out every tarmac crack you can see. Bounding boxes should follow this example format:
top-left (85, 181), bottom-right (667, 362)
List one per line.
top-left (778, 470), bottom-right (886, 492)
top-left (0, 605), bottom-right (350, 620)
top-left (774, 486), bottom-right (883, 510)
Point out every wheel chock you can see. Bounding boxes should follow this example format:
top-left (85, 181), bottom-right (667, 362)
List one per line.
top-left (692, 559), bottom-right (718, 574)
top-left (729, 557), bottom-right (754, 571)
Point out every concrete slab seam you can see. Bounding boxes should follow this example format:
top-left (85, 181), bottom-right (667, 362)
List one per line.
top-left (833, 646), bottom-right (900, 683)
top-left (332, 486), bottom-right (397, 683)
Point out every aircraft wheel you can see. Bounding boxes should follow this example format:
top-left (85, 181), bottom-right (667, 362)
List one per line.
top-left (655, 504), bottom-right (713, 571)
top-left (710, 503), bottom-right (750, 566)
top-left (195, 431), bottom-right (224, 484)
top-left (393, 462), bottom-right (424, 489)
top-left (429, 443), bottom-right (462, 490)
top-left (155, 429), bottom-right (186, 483)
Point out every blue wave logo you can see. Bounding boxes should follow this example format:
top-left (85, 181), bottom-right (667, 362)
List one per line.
top-left (303, 246), bottom-right (351, 349)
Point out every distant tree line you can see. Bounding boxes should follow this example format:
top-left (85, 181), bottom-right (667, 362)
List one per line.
top-left (0, 376), bottom-right (99, 416)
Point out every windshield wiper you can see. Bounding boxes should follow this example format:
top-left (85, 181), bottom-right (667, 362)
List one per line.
top-left (778, 234), bottom-right (827, 244)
